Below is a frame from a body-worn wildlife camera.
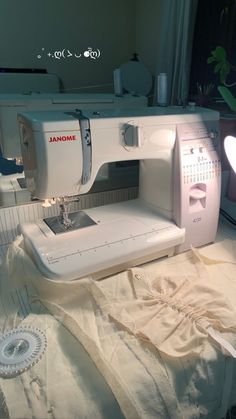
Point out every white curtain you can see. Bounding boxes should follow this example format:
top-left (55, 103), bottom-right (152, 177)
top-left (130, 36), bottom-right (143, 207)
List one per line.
top-left (153, 0), bottom-right (198, 105)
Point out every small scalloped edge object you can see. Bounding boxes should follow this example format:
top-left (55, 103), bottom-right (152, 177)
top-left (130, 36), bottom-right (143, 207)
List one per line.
top-left (0, 326), bottom-right (47, 378)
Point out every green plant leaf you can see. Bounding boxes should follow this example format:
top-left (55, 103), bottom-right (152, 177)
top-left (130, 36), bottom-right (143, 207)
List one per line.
top-left (207, 57), bottom-right (215, 64)
top-left (220, 62), bottom-right (230, 82)
top-left (213, 46), bottom-right (226, 60)
top-left (214, 62), bottom-right (222, 73)
top-left (218, 86), bottom-right (236, 112)
top-left (225, 61), bottom-right (230, 73)
top-left (207, 45), bottom-right (232, 86)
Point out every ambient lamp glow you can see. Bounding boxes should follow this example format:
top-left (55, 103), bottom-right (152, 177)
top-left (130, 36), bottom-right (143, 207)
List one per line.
top-left (224, 136), bottom-right (236, 174)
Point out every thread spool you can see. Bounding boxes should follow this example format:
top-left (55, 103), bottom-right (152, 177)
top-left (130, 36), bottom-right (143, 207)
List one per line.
top-left (113, 68), bottom-right (123, 96)
top-left (157, 73), bottom-right (167, 106)
top-left (188, 101), bottom-right (196, 111)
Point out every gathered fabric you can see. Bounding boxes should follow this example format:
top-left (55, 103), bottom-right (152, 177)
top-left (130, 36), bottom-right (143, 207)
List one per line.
top-left (85, 247), bottom-right (236, 358)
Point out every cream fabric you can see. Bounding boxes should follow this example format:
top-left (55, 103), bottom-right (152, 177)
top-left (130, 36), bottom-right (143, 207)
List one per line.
top-left (88, 248), bottom-right (236, 358)
top-left (0, 239), bottom-right (124, 419)
top-left (1, 236), bottom-right (236, 418)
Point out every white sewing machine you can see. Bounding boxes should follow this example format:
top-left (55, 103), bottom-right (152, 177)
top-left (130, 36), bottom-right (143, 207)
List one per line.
top-left (0, 93), bottom-right (147, 159)
top-left (17, 106), bottom-right (221, 281)
top-left (0, 89), bottom-right (147, 206)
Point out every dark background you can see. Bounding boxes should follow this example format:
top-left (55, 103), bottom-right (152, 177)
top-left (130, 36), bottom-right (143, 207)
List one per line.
top-left (190, 0), bottom-right (236, 98)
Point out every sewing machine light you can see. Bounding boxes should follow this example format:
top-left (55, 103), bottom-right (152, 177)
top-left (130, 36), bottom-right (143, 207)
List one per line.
top-left (224, 136), bottom-right (236, 174)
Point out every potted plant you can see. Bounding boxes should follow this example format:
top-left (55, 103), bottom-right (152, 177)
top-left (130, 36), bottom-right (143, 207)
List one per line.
top-left (207, 46), bottom-right (236, 111)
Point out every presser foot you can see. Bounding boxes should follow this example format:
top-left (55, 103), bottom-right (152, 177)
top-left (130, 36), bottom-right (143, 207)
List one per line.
top-left (43, 211), bottom-right (97, 235)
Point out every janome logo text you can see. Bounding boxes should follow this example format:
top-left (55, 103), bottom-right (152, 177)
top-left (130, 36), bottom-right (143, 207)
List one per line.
top-left (49, 135), bottom-right (77, 143)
